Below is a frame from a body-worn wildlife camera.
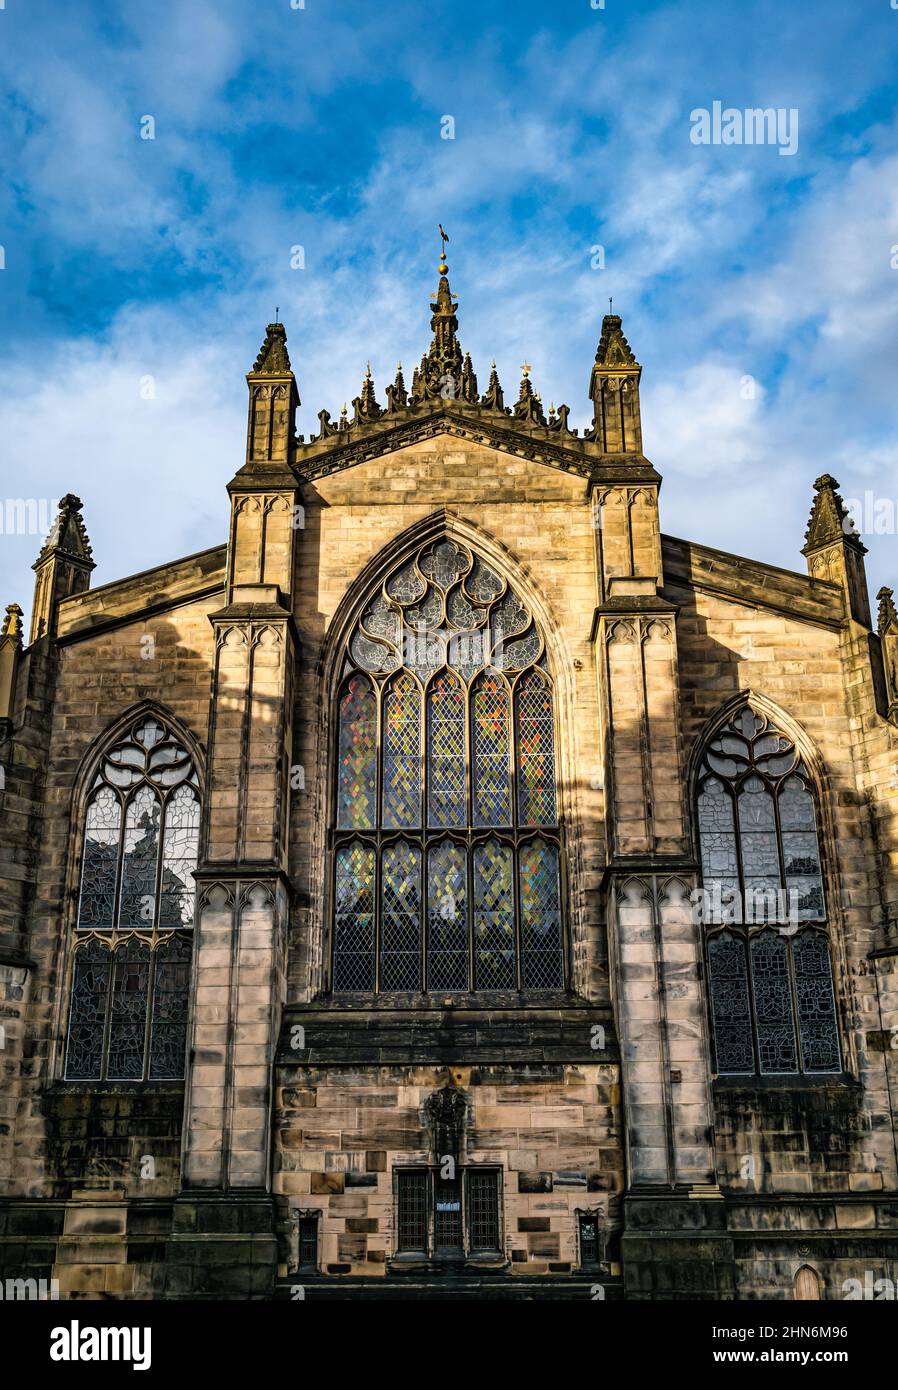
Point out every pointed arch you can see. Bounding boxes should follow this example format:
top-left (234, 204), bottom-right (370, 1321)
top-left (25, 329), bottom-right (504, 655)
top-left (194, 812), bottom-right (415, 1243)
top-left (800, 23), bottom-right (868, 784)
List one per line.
top-left (62, 704), bottom-right (203, 1081)
top-left (690, 694), bottom-right (841, 1078)
top-left (322, 518), bottom-right (573, 995)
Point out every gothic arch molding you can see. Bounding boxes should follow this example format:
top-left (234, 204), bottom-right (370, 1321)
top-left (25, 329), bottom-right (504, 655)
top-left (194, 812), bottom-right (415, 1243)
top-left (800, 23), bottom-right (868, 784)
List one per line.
top-left (306, 510), bottom-right (587, 996)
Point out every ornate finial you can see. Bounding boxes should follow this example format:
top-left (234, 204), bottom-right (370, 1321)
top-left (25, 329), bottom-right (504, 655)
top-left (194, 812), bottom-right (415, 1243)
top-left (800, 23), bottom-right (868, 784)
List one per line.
top-left (339, 402), bottom-right (349, 431)
top-left (251, 322), bottom-right (292, 374)
top-left (353, 366), bottom-right (382, 425)
top-left (1, 603), bottom-right (23, 648)
top-left (438, 223), bottom-right (449, 275)
top-left (514, 364), bottom-right (546, 425)
top-left (877, 587), bottom-right (898, 634)
top-left (385, 362), bottom-right (409, 413)
top-left (803, 474), bottom-right (866, 555)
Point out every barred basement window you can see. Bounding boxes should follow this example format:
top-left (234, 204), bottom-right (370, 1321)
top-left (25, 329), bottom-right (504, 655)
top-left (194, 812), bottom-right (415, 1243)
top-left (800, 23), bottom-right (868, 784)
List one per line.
top-left (467, 1170), bottom-right (500, 1252)
top-left (397, 1171), bottom-right (428, 1253)
top-left (331, 538), bottom-right (565, 994)
top-left (298, 1218), bottom-right (319, 1272)
top-left (395, 1168), bottom-right (502, 1257)
top-left (577, 1212), bottom-right (602, 1270)
top-left (65, 716), bottom-right (200, 1081)
top-left (696, 707), bottom-right (840, 1078)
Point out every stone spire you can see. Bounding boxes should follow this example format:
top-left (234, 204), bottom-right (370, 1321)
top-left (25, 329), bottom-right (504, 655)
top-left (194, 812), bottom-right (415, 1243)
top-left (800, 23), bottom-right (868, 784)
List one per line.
top-left (413, 236), bottom-right (464, 402)
top-left (802, 475), bottom-right (870, 627)
top-left (29, 495), bottom-right (95, 644)
top-left (587, 312), bottom-right (643, 453)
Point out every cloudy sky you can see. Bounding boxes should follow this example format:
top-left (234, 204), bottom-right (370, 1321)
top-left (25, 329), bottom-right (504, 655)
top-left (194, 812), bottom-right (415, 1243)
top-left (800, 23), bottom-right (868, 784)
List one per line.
top-left (1, 0), bottom-right (897, 626)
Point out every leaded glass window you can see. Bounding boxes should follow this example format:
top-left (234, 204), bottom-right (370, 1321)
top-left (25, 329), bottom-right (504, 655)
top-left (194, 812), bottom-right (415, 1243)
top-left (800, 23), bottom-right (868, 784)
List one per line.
top-left (331, 537), bottom-right (564, 993)
top-left (696, 707), bottom-right (840, 1076)
top-left (65, 716), bottom-right (200, 1081)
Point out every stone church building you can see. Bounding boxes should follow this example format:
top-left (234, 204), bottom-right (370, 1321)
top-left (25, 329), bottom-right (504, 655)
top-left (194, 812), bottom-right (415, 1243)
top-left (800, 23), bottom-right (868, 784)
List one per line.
top-left (2, 249), bottom-right (898, 1300)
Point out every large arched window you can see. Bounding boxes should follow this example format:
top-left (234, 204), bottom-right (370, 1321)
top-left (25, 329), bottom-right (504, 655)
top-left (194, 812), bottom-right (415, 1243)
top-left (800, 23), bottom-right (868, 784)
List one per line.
top-left (695, 707), bottom-right (840, 1077)
top-left (65, 715), bottom-right (200, 1081)
top-left (331, 538), bottom-right (564, 994)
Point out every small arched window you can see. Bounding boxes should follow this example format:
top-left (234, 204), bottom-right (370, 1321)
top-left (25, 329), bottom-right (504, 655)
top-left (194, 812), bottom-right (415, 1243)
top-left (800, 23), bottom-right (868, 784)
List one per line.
top-left (330, 538), bottom-right (564, 994)
top-left (696, 707), bottom-right (840, 1077)
top-left (65, 716), bottom-right (200, 1081)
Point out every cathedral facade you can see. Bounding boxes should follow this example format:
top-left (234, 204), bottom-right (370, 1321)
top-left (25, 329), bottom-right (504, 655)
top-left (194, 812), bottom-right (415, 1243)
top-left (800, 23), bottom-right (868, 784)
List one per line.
top-left (2, 252), bottom-right (898, 1300)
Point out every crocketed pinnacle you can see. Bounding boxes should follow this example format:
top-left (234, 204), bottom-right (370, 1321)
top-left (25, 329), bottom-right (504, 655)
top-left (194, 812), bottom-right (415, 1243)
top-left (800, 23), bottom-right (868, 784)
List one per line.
top-left (251, 322), bottom-right (292, 375)
top-left (34, 495), bottom-right (95, 571)
top-left (803, 474), bottom-right (866, 555)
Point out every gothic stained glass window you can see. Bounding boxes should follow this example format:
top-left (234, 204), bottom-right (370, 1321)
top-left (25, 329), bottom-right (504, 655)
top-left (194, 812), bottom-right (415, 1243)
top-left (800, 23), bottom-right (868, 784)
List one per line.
top-left (64, 715), bottom-right (201, 1082)
top-left (330, 536), bottom-right (565, 994)
top-left (696, 707), bottom-right (840, 1077)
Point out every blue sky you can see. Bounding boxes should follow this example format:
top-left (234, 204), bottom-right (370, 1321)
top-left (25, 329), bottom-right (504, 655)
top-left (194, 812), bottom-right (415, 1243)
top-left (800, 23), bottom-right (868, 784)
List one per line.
top-left (2, 0), bottom-right (898, 623)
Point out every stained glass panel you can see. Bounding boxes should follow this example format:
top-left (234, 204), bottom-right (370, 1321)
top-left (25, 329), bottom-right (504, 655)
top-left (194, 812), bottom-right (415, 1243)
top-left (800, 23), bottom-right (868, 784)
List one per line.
top-left (337, 675), bottom-right (377, 829)
top-left (779, 777), bottom-right (824, 920)
top-left (382, 675), bottom-right (421, 829)
top-left (473, 840), bottom-right (516, 989)
top-left (118, 787), bottom-right (160, 928)
top-left (707, 933), bottom-right (754, 1074)
top-left (750, 932), bottom-right (798, 1074)
top-left (333, 842), bottom-right (376, 990)
top-left (697, 778), bottom-right (739, 914)
top-left (472, 672), bottom-right (511, 827)
top-left (148, 934), bottom-right (192, 1079)
top-left (427, 840), bottom-right (468, 991)
top-left (381, 843), bottom-right (422, 990)
top-left (106, 939), bottom-right (151, 1080)
top-left (519, 840), bottom-right (563, 989)
top-left (792, 931), bottom-right (840, 1073)
top-left (737, 776), bottom-right (780, 919)
top-left (159, 785), bottom-right (199, 928)
top-left (427, 673), bottom-right (466, 827)
top-left (516, 672), bottom-right (557, 826)
top-left (65, 938), bottom-right (111, 1080)
top-left (77, 786), bottom-right (122, 929)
